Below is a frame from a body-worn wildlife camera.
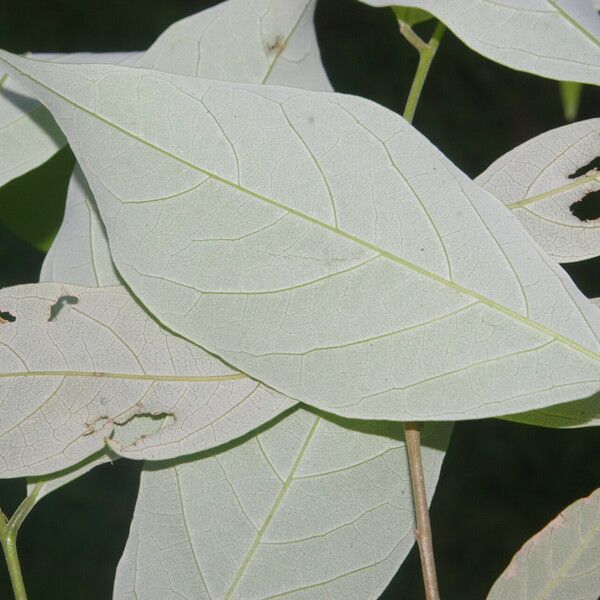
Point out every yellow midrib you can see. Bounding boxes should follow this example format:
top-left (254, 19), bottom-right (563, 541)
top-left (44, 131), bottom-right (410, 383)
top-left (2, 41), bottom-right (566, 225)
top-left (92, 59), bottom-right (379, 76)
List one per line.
top-left (0, 369), bottom-right (247, 383)
top-left (3, 54), bottom-right (599, 368)
top-left (224, 415), bottom-right (320, 599)
top-left (507, 171), bottom-right (600, 209)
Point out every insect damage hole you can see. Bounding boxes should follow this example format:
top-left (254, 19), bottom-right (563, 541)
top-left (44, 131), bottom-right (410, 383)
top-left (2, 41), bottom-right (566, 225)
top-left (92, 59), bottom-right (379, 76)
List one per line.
top-left (570, 190), bottom-right (600, 222)
top-left (48, 295), bottom-right (79, 322)
top-left (568, 156), bottom-right (600, 179)
top-left (0, 310), bottom-right (16, 324)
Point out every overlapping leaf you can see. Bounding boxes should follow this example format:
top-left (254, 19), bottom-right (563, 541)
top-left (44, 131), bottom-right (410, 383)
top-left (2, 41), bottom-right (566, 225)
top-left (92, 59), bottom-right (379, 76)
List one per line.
top-left (41, 165), bottom-right (120, 286)
top-left (0, 52), bottom-right (139, 189)
top-left (477, 118), bottom-right (600, 263)
top-left (0, 283), bottom-right (293, 477)
top-left (114, 409), bottom-right (451, 600)
top-left (361, 1), bottom-right (600, 85)
top-left (488, 488), bottom-right (600, 600)
top-left (3, 52), bottom-right (600, 422)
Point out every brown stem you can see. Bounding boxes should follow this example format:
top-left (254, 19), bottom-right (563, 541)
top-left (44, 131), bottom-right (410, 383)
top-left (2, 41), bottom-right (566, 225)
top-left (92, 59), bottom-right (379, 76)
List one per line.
top-left (404, 422), bottom-right (440, 600)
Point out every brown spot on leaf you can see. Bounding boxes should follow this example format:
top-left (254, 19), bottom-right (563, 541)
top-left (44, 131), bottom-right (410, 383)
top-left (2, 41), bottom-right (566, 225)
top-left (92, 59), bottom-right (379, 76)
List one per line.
top-left (267, 35), bottom-right (286, 54)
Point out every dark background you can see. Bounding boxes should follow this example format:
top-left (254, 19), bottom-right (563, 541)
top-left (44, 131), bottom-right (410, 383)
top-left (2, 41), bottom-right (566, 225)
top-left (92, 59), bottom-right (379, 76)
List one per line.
top-left (0, 1), bottom-right (599, 598)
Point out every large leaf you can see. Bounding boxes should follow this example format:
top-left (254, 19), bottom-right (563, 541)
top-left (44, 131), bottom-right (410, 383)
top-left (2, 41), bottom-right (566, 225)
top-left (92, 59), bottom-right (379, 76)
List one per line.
top-left (0, 0), bottom-right (327, 194)
top-left (3, 53), bottom-right (600, 423)
top-left (0, 52), bottom-right (139, 190)
top-left (360, 1), bottom-right (600, 85)
top-left (0, 283), bottom-right (293, 477)
top-left (41, 0), bottom-right (330, 287)
top-left (114, 409), bottom-right (451, 600)
top-left (477, 118), bottom-right (600, 263)
top-left (487, 487), bottom-right (600, 600)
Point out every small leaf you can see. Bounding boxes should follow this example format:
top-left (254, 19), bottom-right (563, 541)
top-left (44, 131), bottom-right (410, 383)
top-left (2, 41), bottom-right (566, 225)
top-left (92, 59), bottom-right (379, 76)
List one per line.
top-left (3, 53), bottom-right (600, 422)
top-left (0, 283), bottom-right (294, 478)
top-left (559, 81), bottom-right (584, 122)
top-left (477, 118), bottom-right (600, 263)
top-left (114, 408), bottom-right (451, 599)
top-left (361, 1), bottom-right (600, 84)
top-left (392, 6), bottom-right (432, 26)
top-left (487, 488), bottom-right (600, 600)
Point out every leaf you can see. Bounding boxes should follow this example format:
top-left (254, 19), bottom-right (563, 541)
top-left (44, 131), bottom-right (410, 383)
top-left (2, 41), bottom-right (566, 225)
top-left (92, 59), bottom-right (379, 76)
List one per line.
top-left (503, 390), bottom-right (600, 428)
top-left (114, 409), bottom-right (451, 600)
top-left (42, 0), bottom-right (330, 287)
top-left (476, 118), bottom-right (600, 263)
top-left (4, 54), bottom-right (600, 423)
top-left (0, 283), bottom-right (294, 478)
top-left (137, 0), bottom-right (330, 90)
top-left (360, 1), bottom-right (600, 85)
top-left (559, 81), bottom-right (584, 122)
top-left (40, 165), bottom-right (120, 286)
top-left (487, 488), bottom-right (600, 600)
top-left (0, 52), bottom-right (139, 190)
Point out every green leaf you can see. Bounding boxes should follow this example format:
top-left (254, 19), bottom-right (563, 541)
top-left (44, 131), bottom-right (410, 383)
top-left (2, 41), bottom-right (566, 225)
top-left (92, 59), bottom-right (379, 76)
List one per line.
top-left (114, 409), bottom-right (451, 599)
top-left (4, 51), bottom-right (600, 422)
top-left (0, 283), bottom-right (293, 478)
top-left (487, 488), bottom-right (600, 600)
top-left (392, 6), bottom-right (432, 26)
top-left (476, 118), bottom-right (600, 264)
top-left (361, 1), bottom-right (600, 84)
top-left (559, 81), bottom-right (584, 122)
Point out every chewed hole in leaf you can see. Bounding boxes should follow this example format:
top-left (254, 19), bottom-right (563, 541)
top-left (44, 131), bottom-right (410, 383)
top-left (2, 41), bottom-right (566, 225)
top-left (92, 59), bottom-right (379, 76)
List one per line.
top-left (48, 294), bottom-right (79, 322)
top-left (570, 190), bottom-right (600, 221)
top-left (108, 412), bottom-right (176, 454)
top-left (0, 310), bottom-right (16, 324)
top-left (568, 156), bottom-right (600, 179)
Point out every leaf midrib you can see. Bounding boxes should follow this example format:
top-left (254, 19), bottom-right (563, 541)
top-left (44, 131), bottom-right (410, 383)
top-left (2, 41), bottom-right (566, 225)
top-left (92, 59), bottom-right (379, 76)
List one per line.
top-left (537, 493), bottom-right (600, 599)
top-left (547, 0), bottom-right (600, 50)
top-left (0, 369), bottom-right (247, 382)
top-left (5, 55), bottom-right (600, 367)
top-left (224, 415), bottom-right (321, 599)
